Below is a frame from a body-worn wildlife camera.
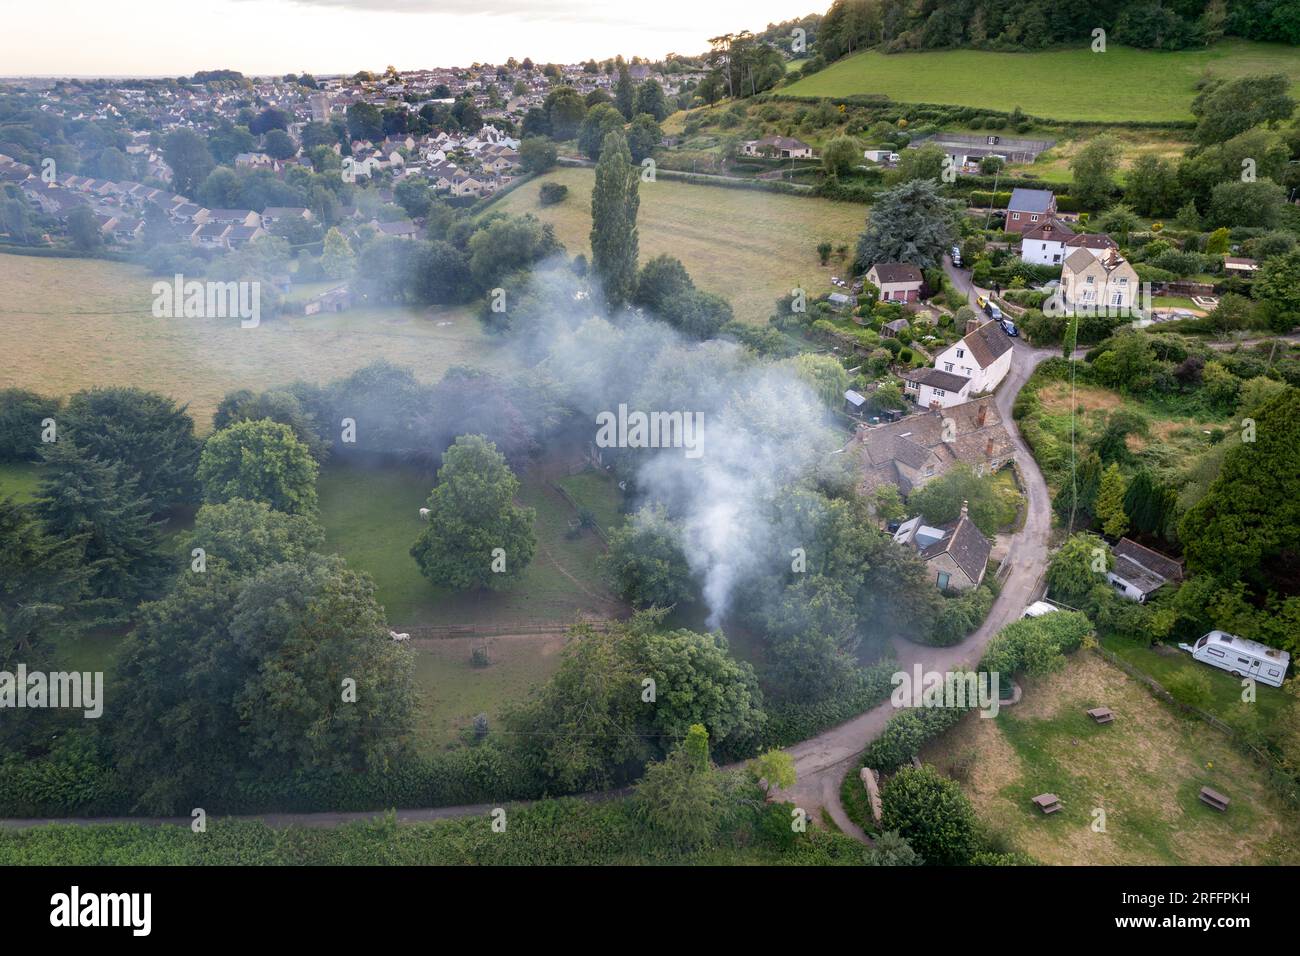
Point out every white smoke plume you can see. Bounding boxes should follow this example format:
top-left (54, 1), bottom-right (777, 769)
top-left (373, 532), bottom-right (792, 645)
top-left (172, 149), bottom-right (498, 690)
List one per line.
top-left (508, 259), bottom-right (843, 626)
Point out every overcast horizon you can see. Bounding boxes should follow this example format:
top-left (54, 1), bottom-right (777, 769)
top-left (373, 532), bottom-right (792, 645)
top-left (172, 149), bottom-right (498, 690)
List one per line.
top-left (4, 0), bottom-right (809, 77)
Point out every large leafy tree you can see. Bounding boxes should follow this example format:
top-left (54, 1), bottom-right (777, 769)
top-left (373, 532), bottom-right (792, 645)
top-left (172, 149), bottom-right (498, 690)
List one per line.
top-left (1046, 532), bottom-right (1111, 606)
top-left (1069, 135), bottom-right (1120, 209)
top-left (902, 463), bottom-right (1017, 536)
top-left (1192, 73), bottom-right (1296, 145)
top-left (197, 419), bottom-right (319, 516)
top-left (1180, 387), bottom-right (1300, 586)
top-left (35, 441), bottom-right (170, 617)
top-left (62, 387), bottom-right (201, 509)
top-left (633, 79), bottom-right (669, 121)
top-left (544, 86), bottom-right (587, 140)
top-left (114, 556), bottom-right (414, 811)
top-left (854, 178), bottom-right (958, 271)
top-left (467, 214), bottom-right (562, 291)
top-left (187, 498), bottom-right (324, 578)
top-left (636, 628), bottom-right (763, 746)
top-left (602, 504), bottom-right (693, 608)
top-left (162, 127), bottom-right (215, 196)
top-left (213, 388), bottom-right (329, 462)
top-left (590, 129), bottom-right (640, 308)
top-left (505, 618), bottom-right (647, 792)
top-left (578, 103), bottom-right (625, 160)
top-left (633, 724), bottom-right (725, 851)
top-left (112, 569), bottom-right (247, 810)
top-left (1255, 249), bottom-right (1300, 332)
top-left (228, 556), bottom-right (415, 779)
top-left (410, 434), bottom-right (536, 591)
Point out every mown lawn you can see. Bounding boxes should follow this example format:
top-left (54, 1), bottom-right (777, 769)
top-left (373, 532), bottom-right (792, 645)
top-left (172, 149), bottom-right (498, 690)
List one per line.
top-left (920, 652), bottom-right (1300, 864)
top-left (0, 254), bottom-right (509, 430)
top-left (784, 41), bottom-right (1300, 122)
top-left (490, 166), bottom-right (867, 324)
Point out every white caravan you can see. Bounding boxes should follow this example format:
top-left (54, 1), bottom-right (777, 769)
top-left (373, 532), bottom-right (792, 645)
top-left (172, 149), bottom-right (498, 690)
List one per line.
top-left (1177, 631), bottom-right (1290, 688)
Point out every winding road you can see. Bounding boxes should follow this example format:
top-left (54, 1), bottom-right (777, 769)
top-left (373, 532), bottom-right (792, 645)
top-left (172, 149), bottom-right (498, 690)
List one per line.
top-left (0, 261), bottom-right (1060, 835)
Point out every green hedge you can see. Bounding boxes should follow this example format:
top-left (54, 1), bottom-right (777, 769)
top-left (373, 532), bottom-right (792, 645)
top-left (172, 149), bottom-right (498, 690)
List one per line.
top-left (0, 795), bottom-right (885, 866)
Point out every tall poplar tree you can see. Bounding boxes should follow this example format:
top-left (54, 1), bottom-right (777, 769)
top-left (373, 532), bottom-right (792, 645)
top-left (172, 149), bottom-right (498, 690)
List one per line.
top-left (590, 129), bottom-right (640, 309)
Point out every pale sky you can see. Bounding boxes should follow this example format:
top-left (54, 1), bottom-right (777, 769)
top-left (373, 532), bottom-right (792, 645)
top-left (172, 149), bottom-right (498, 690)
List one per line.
top-left (4, 0), bottom-right (810, 76)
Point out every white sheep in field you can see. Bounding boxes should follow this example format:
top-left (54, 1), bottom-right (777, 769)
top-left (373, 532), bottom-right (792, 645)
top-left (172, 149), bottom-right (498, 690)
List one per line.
top-left (418, 508), bottom-right (430, 520)
top-left (389, 631), bottom-right (411, 643)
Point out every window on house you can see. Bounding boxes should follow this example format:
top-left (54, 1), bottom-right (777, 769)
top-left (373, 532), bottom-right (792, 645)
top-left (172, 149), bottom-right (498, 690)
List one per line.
top-left (933, 388), bottom-right (945, 397)
top-left (1011, 213), bottom-right (1020, 220)
top-left (1111, 292), bottom-right (1123, 305)
top-left (937, 572), bottom-right (951, 589)
top-left (944, 363), bottom-right (953, 372)
top-left (957, 349), bottom-right (965, 358)
top-left (1030, 214), bottom-right (1039, 222)
top-left (1085, 275), bottom-right (1094, 284)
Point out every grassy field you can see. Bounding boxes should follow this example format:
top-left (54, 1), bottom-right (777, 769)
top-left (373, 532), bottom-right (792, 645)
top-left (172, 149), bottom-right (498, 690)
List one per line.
top-left (1101, 634), bottom-right (1295, 727)
top-left (491, 166), bottom-right (867, 323)
top-left (0, 254), bottom-right (509, 430)
top-left (553, 467), bottom-right (626, 534)
top-left (0, 461), bottom-right (41, 502)
top-left (784, 41), bottom-right (1300, 122)
top-left (316, 458), bottom-right (625, 750)
top-left (317, 459), bottom-right (624, 628)
top-left (920, 652), bottom-right (1300, 864)
top-left (411, 633), bottom-right (566, 750)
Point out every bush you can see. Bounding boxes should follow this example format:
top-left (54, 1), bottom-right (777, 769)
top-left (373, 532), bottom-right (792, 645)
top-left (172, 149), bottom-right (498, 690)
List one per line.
top-left (862, 706), bottom-right (966, 775)
top-left (538, 182), bottom-right (568, 206)
top-left (1165, 669), bottom-right (1213, 710)
top-left (881, 765), bottom-right (979, 865)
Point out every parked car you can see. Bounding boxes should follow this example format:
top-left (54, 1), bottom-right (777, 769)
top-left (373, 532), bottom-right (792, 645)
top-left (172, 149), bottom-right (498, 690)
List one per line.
top-left (1022, 601), bottom-right (1058, 619)
top-left (985, 302), bottom-right (1003, 321)
top-left (950, 245), bottom-right (962, 268)
top-left (975, 294), bottom-right (988, 310)
top-left (1178, 631), bottom-right (1289, 688)
top-left (1000, 318), bottom-right (1018, 337)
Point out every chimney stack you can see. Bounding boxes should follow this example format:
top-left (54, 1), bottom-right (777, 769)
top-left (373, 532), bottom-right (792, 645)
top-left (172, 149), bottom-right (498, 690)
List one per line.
top-left (976, 403), bottom-right (988, 427)
top-left (960, 499), bottom-right (969, 518)
top-left (986, 437), bottom-right (995, 458)
top-left (966, 318), bottom-right (982, 335)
